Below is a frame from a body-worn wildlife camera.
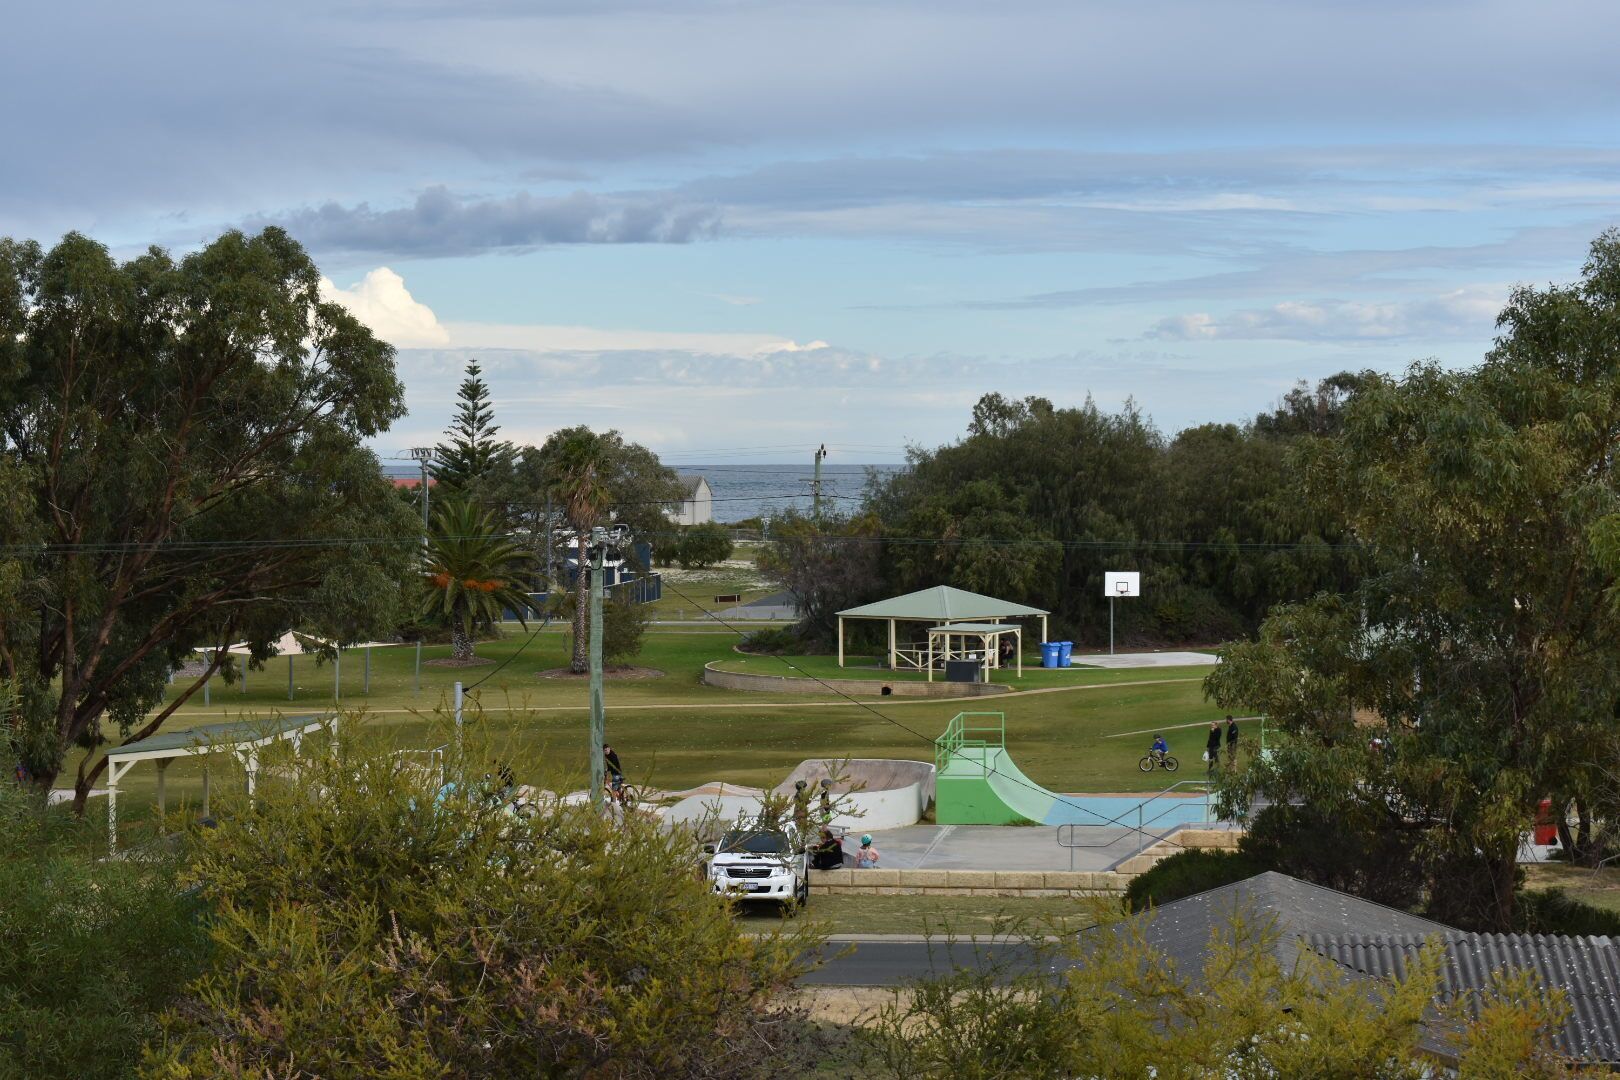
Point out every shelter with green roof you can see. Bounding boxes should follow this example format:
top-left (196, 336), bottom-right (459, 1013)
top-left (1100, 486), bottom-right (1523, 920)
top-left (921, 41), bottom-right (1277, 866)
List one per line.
top-left (104, 715), bottom-right (324, 852)
top-left (836, 585), bottom-right (1049, 672)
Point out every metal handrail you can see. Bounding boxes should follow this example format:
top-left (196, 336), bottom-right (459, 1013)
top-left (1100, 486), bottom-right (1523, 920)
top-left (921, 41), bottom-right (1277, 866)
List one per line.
top-left (1055, 779), bottom-right (1215, 868)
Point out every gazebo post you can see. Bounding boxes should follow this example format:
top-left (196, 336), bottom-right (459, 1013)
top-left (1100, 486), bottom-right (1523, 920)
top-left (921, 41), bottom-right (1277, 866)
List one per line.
top-left (1041, 615), bottom-right (1049, 644)
top-left (837, 617), bottom-right (845, 668)
top-left (107, 774), bottom-right (118, 853)
top-left (926, 634), bottom-right (934, 682)
top-left (887, 619), bottom-right (897, 670)
top-left (1017, 628), bottom-right (1023, 678)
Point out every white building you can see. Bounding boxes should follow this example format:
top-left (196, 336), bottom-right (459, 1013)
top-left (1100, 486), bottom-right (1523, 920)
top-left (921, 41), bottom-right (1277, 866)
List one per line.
top-left (670, 473), bottom-right (714, 525)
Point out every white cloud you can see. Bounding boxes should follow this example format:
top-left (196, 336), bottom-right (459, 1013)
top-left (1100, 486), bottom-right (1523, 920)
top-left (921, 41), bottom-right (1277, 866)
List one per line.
top-left (319, 268), bottom-right (450, 348)
top-left (1144, 286), bottom-right (1509, 343)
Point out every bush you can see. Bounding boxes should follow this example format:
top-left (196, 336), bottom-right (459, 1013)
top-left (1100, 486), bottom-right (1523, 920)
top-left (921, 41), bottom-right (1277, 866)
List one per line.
top-left (675, 522), bottom-right (734, 569)
top-left (144, 719), bottom-right (819, 1078)
top-left (1516, 889), bottom-right (1620, 936)
top-left (0, 785), bottom-right (208, 1079)
top-left (557, 591), bottom-right (650, 666)
top-left (1124, 848), bottom-right (1267, 911)
top-left (739, 626), bottom-right (801, 655)
top-left (1237, 803), bottom-right (1425, 911)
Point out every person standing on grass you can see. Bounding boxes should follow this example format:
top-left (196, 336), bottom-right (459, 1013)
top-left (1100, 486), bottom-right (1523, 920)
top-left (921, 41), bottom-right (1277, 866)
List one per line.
top-left (1225, 716), bottom-right (1240, 763)
top-left (1206, 721), bottom-right (1223, 770)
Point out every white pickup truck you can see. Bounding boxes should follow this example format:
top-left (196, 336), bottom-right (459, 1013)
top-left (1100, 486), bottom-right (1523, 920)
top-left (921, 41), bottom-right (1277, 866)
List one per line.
top-left (705, 824), bottom-right (810, 913)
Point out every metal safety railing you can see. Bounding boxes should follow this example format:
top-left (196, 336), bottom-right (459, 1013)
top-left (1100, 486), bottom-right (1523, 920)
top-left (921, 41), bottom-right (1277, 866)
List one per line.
top-left (934, 711), bottom-right (1006, 775)
top-left (1055, 779), bottom-right (1216, 869)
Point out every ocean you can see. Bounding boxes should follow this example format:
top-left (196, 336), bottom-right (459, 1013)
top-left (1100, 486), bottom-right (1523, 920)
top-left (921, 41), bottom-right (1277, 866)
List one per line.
top-left (672, 463), bottom-right (902, 523)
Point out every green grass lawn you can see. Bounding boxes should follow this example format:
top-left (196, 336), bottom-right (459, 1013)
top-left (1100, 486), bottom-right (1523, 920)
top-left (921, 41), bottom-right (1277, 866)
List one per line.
top-left (65, 629), bottom-right (1230, 843)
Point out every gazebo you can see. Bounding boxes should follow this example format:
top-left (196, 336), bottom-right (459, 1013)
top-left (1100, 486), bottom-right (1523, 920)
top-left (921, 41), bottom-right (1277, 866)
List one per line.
top-left (103, 715), bottom-right (323, 853)
top-left (925, 622), bottom-right (1023, 681)
top-left (836, 586), bottom-right (1050, 671)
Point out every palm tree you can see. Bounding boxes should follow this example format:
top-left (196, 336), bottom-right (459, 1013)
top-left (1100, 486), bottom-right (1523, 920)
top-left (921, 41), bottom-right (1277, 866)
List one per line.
top-left (421, 498), bottom-right (534, 663)
top-left (542, 429), bottom-right (613, 674)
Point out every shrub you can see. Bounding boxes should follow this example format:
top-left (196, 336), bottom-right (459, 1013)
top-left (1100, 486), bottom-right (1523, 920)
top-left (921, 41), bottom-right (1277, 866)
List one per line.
top-left (1516, 889), bottom-right (1620, 937)
top-left (0, 785), bottom-right (208, 1079)
top-left (144, 719), bottom-right (819, 1078)
top-left (1236, 802), bottom-right (1425, 911)
top-left (1124, 848), bottom-right (1267, 911)
top-left (557, 591), bottom-right (651, 665)
top-left (739, 626), bottom-right (801, 655)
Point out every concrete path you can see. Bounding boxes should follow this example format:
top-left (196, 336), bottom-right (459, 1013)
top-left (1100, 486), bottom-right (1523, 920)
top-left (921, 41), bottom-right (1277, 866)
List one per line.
top-left (1071, 650), bottom-right (1219, 669)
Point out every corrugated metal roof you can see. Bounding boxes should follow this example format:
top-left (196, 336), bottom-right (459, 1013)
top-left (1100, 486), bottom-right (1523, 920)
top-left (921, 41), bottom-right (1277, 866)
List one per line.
top-left (1103, 872), bottom-right (1451, 979)
top-left (1306, 932), bottom-right (1620, 1063)
top-left (838, 585), bottom-right (1048, 620)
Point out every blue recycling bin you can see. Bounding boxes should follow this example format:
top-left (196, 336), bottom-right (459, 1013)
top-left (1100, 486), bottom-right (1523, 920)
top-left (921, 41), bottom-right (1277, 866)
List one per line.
top-left (1058, 641), bottom-right (1074, 667)
top-left (1040, 642), bottom-right (1062, 669)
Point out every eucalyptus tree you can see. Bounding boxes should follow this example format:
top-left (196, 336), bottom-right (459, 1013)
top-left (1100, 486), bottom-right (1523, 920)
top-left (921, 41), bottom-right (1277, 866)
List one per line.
top-left (0, 229), bottom-right (418, 807)
top-left (1209, 230), bottom-right (1620, 930)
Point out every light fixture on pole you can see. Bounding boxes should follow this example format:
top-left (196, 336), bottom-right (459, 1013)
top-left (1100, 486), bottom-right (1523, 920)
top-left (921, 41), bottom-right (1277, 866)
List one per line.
top-left (1103, 571), bottom-right (1140, 656)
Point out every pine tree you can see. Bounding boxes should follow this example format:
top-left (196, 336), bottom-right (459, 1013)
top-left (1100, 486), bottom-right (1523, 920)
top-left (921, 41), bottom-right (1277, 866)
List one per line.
top-left (431, 360), bottom-right (516, 508)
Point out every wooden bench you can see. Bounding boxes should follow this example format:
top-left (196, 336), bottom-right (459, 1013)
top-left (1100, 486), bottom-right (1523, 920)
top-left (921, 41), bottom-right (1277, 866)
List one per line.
top-left (713, 594), bottom-right (742, 604)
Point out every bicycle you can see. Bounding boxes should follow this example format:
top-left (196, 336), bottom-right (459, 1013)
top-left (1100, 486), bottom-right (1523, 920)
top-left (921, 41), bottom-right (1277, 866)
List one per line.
top-left (1138, 752), bottom-right (1179, 773)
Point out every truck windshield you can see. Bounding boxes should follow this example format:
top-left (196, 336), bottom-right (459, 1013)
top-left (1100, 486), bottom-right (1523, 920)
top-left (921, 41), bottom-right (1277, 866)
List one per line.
top-left (719, 830), bottom-right (789, 854)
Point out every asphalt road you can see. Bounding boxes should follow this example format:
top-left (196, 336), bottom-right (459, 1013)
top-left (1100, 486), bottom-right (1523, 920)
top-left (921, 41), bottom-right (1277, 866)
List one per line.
top-left (800, 938), bottom-right (1063, 986)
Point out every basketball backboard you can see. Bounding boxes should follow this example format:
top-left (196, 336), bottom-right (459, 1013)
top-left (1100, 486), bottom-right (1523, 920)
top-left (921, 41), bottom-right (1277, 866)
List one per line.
top-left (1104, 571), bottom-right (1140, 598)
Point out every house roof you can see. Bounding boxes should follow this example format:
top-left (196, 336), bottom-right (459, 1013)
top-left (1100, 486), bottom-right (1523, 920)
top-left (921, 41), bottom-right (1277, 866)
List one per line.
top-left (838, 585), bottom-right (1048, 620)
top-left (676, 473), bottom-right (710, 497)
top-left (1307, 932), bottom-right (1620, 1064)
top-left (1117, 871), bottom-right (1450, 978)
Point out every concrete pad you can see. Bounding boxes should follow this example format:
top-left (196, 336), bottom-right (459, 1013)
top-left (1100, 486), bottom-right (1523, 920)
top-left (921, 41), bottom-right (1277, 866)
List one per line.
top-left (860, 823), bottom-right (1153, 872)
top-left (1069, 651), bottom-right (1219, 669)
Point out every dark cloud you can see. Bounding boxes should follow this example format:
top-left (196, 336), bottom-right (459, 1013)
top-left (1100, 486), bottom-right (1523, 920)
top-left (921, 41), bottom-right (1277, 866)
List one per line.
top-left (251, 187), bottom-right (721, 257)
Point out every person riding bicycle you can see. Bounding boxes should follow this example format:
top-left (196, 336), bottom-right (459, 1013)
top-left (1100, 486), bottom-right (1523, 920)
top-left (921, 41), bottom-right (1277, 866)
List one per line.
top-left (1150, 735), bottom-right (1169, 762)
top-left (603, 743), bottom-right (629, 808)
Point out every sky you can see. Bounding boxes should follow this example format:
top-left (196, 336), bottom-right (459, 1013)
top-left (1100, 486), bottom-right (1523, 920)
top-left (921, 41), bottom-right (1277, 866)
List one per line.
top-left (4, 0), bottom-right (1619, 468)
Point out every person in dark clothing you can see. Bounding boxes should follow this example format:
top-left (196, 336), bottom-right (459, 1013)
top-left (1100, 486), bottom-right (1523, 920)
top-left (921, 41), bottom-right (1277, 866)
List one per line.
top-left (1205, 721), bottom-right (1223, 769)
top-left (602, 744), bottom-right (628, 807)
top-left (602, 744), bottom-right (623, 780)
top-left (810, 827), bottom-right (844, 870)
top-left (1224, 716), bottom-right (1239, 763)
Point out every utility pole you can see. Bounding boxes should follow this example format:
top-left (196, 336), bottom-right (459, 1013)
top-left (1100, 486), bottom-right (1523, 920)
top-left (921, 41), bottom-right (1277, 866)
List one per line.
top-left (588, 529), bottom-right (607, 809)
top-left (408, 447), bottom-right (434, 534)
top-left (812, 443), bottom-right (827, 522)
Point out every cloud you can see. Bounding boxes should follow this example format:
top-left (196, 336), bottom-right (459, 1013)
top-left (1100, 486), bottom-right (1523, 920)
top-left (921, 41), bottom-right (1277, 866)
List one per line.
top-left (318, 267), bottom-right (450, 347)
top-left (1145, 286), bottom-right (1508, 343)
top-left (256, 187), bottom-right (721, 258)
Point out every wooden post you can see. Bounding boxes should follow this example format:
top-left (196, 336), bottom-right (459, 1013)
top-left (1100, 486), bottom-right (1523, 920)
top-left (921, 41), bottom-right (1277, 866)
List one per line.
top-left (837, 617), bottom-right (845, 668)
top-left (926, 634), bottom-right (934, 682)
top-left (887, 619), bottom-right (897, 670)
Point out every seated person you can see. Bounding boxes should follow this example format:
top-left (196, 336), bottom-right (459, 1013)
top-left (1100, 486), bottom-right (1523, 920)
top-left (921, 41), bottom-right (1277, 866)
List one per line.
top-left (854, 834), bottom-right (880, 868)
top-left (810, 827), bottom-right (844, 870)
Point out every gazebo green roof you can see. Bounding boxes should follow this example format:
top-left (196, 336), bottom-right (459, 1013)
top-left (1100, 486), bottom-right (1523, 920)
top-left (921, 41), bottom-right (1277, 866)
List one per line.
top-left (107, 715), bottom-right (322, 760)
top-left (838, 586), bottom-right (1048, 621)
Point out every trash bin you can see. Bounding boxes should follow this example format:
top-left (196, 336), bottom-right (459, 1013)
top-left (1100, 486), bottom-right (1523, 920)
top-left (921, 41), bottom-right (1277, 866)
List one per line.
top-left (944, 659), bottom-right (980, 683)
top-left (1058, 641), bottom-right (1074, 667)
top-left (1040, 642), bottom-right (1061, 669)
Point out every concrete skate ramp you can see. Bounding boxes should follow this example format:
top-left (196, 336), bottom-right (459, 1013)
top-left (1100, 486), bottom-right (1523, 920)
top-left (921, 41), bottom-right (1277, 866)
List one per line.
top-left (662, 757), bottom-right (936, 832)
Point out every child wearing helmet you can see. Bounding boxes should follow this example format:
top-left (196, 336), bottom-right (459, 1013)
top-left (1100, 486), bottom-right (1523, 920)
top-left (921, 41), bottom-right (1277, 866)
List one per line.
top-left (854, 834), bottom-right (880, 868)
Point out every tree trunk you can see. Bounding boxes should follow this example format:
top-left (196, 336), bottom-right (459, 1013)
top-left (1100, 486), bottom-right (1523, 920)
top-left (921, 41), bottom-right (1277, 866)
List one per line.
top-left (571, 534), bottom-right (590, 674)
top-left (451, 623), bottom-right (475, 663)
top-left (1487, 848), bottom-right (1518, 932)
